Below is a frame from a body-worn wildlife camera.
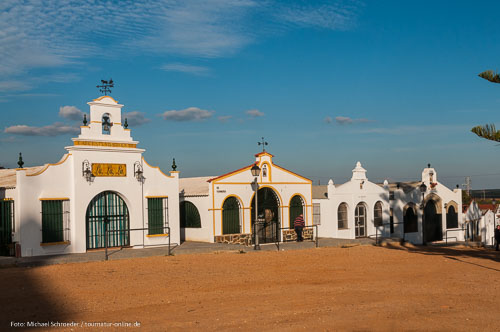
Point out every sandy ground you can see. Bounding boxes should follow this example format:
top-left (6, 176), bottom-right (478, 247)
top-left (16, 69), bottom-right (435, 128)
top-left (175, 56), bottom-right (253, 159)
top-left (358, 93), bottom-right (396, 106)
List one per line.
top-left (1, 244), bottom-right (500, 331)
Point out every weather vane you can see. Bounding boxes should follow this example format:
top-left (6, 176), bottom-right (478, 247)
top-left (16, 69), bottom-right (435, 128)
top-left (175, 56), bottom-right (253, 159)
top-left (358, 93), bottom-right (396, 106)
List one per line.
top-left (96, 79), bottom-right (114, 95)
top-left (258, 137), bottom-right (268, 152)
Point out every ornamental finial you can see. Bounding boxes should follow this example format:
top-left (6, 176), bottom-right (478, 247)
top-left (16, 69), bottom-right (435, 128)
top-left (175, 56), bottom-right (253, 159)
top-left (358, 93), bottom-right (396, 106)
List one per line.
top-left (17, 153), bottom-right (24, 168)
top-left (83, 113), bottom-right (88, 126)
top-left (124, 118), bottom-right (128, 129)
top-left (172, 158), bottom-right (177, 171)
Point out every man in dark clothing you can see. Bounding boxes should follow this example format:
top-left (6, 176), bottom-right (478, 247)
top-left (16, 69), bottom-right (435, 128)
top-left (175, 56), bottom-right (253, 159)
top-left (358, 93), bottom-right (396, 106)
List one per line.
top-left (495, 225), bottom-right (500, 251)
top-left (294, 214), bottom-right (305, 242)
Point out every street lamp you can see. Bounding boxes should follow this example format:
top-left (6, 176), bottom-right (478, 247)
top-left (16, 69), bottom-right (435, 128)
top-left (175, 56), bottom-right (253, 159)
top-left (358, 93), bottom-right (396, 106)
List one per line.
top-left (419, 182), bottom-right (427, 244)
top-left (251, 164), bottom-right (261, 250)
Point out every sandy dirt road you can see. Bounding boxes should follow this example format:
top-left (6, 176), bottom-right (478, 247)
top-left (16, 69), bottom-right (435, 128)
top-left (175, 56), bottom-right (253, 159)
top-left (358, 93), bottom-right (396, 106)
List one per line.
top-left (1, 244), bottom-right (500, 331)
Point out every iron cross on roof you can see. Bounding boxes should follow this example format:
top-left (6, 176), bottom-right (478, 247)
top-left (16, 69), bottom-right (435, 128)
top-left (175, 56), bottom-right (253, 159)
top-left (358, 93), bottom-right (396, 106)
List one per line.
top-left (96, 79), bottom-right (114, 95)
top-left (258, 137), bottom-right (268, 152)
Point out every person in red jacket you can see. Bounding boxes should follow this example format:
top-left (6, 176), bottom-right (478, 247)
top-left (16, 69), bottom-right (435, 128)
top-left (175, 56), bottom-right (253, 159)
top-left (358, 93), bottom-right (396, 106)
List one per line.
top-left (294, 214), bottom-right (305, 242)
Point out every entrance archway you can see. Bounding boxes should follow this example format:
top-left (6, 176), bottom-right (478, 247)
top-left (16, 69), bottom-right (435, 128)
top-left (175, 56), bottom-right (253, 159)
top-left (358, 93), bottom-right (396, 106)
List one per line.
top-left (251, 187), bottom-right (280, 243)
top-left (424, 200), bottom-right (442, 243)
top-left (86, 191), bottom-right (130, 249)
top-left (355, 202), bottom-right (367, 238)
top-left (289, 195), bottom-right (304, 228)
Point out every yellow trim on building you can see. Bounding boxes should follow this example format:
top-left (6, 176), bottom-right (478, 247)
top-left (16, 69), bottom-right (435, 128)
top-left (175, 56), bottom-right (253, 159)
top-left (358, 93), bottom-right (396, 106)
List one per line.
top-left (74, 141), bottom-right (137, 148)
top-left (93, 95), bottom-right (119, 103)
top-left (145, 195), bottom-right (168, 199)
top-left (39, 197), bottom-right (70, 201)
top-left (40, 241), bottom-right (70, 246)
top-left (142, 157), bottom-right (174, 178)
top-left (1, 198), bottom-right (13, 201)
top-left (27, 154), bottom-right (72, 177)
top-left (146, 234), bottom-right (169, 238)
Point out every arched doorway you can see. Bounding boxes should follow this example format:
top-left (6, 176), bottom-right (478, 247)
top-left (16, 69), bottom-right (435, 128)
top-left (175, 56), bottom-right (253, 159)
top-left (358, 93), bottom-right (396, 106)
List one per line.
top-left (424, 200), bottom-right (442, 243)
top-left (251, 187), bottom-right (280, 243)
top-left (86, 191), bottom-right (130, 249)
top-left (222, 197), bottom-right (241, 235)
top-left (289, 195), bottom-right (304, 228)
top-left (355, 203), bottom-right (367, 238)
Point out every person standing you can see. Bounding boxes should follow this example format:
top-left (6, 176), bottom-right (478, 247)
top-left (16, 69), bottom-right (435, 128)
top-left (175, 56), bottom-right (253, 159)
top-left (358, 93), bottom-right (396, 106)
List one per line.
top-left (294, 214), bottom-right (305, 242)
top-left (495, 225), bottom-right (500, 251)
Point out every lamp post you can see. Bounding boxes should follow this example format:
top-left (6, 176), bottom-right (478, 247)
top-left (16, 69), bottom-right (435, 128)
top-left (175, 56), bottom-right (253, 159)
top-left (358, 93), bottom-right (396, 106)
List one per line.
top-left (251, 164), bottom-right (261, 250)
top-left (419, 182), bottom-right (427, 244)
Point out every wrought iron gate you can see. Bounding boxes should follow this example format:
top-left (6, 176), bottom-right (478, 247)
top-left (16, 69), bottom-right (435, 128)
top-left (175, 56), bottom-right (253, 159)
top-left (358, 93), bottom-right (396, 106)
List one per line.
top-left (86, 191), bottom-right (130, 249)
top-left (252, 187), bottom-right (280, 244)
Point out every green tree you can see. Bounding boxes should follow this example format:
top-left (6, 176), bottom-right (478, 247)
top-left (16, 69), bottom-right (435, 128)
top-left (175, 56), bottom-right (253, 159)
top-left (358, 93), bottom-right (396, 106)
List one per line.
top-left (471, 70), bottom-right (500, 141)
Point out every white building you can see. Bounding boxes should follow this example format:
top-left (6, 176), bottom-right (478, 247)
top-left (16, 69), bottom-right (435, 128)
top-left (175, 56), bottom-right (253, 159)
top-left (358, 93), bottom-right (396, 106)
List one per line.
top-left (313, 162), bottom-right (463, 245)
top-left (0, 96), bottom-right (179, 257)
top-left (179, 151), bottom-right (313, 244)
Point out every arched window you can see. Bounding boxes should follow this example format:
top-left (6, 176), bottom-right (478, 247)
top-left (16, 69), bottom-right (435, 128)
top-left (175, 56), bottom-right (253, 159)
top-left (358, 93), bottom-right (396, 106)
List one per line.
top-left (446, 205), bottom-right (458, 229)
top-left (338, 203), bottom-right (348, 229)
top-left (374, 201), bottom-right (383, 227)
top-left (404, 204), bottom-right (418, 233)
top-left (102, 113), bottom-right (112, 135)
top-left (289, 195), bottom-right (304, 228)
top-left (222, 197), bottom-right (241, 234)
top-left (180, 201), bottom-right (201, 228)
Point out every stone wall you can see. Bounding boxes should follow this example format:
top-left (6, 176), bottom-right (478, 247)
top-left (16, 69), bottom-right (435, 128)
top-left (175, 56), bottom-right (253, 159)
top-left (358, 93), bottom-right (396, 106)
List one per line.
top-left (282, 228), bottom-right (313, 242)
top-left (215, 233), bottom-right (252, 246)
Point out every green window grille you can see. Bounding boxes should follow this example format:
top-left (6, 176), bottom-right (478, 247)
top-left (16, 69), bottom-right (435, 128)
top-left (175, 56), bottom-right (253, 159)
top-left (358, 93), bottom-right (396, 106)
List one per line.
top-left (41, 200), bottom-right (65, 243)
top-left (289, 195), bottom-right (304, 228)
top-left (148, 198), bottom-right (167, 235)
top-left (0, 200), bottom-right (14, 255)
top-left (180, 201), bottom-right (201, 228)
top-left (222, 197), bottom-right (240, 235)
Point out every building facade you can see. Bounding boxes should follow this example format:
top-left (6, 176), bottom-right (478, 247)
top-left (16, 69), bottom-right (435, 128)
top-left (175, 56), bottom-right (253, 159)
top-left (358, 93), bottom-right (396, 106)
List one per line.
top-left (179, 152), bottom-right (313, 244)
top-left (0, 96), bottom-right (179, 257)
top-left (314, 162), bottom-right (463, 245)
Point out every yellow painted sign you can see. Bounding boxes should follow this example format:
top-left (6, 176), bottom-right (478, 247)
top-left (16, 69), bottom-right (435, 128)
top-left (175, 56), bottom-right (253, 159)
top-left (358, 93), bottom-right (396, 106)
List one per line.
top-left (92, 163), bottom-right (127, 177)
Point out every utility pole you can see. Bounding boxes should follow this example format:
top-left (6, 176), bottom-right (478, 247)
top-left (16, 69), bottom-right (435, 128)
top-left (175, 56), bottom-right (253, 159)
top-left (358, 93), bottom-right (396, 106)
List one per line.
top-left (462, 176), bottom-right (471, 196)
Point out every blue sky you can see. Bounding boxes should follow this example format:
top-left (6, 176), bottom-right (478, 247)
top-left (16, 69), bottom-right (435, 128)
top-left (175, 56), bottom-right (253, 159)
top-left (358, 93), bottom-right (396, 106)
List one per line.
top-left (1, 0), bottom-right (500, 189)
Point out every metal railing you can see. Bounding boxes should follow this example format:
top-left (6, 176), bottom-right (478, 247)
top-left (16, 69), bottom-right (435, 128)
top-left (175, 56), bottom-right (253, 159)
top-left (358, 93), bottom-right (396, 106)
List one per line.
top-left (105, 226), bottom-right (171, 261)
top-left (368, 221), bottom-right (405, 245)
top-left (445, 226), bottom-right (467, 245)
top-left (276, 225), bottom-right (319, 250)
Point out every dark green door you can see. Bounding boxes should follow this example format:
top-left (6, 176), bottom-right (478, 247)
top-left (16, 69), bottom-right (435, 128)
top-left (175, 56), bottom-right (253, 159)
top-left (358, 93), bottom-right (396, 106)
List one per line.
top-left (222, 197), bottom-right (240, 234)
top-left (86, 191), bottom-right (130, 249)
top-left (289, 195), bottom-right (303, 228)
top-left (0, 200), bottom-right (13, 256)
top-left (424, 200), bottom-right (442, 243)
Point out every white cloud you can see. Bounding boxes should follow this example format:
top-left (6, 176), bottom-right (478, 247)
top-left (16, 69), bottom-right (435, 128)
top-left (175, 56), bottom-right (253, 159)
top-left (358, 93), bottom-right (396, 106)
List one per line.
top-left (4, 123), bottom-right (79, 136)
top-left (160, 63), bottom-right (211, 76)
top-left (246, 109), bottom-right (264, 117)
top-left (324, 116), bottom-right (333, 123)
top-left (276, 1), bottom-right (360, 30)
top-left (123, 111), bottom-right (151, 127)
top-left (0, 0), bottom-right (363, 93)
top-left (218, 115), bottom-right (233, 123)
top-left (59, 106), bottom-right (84, 121)
top-left (335, 116), bottom-right (373, 125)
top-left (162, 107), bottom-right (214, 122)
